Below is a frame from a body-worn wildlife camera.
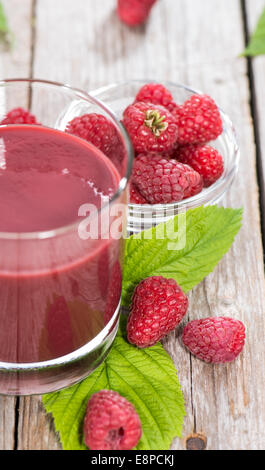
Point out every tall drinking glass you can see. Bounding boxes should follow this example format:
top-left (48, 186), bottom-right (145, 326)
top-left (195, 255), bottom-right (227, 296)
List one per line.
top-left (0, 79), bottom-right (133, 395)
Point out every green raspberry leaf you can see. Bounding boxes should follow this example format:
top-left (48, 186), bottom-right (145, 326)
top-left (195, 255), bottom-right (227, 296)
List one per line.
top-left (242, 7), bottom-right (265, 57)
top-left (42, 316), bottom-right (185, 450)
top-left (122, 205), bottom-right (242, 306)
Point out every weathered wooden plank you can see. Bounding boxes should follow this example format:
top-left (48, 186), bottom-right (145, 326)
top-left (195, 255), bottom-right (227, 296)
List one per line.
top-left (0, 396), bottom-right (16, 450)
top-left (0, 0), bottom-right (33, 451)
top-left (0, 0), bottom-right (33, 79)
top-left (16, 397), bottom-right (61, 450)
top-left (163, 0), bottom-right (265, 451)
top-left (244, 0), bottom-right (265, 237)
top-left (14, 0), bottom-right (265, 450)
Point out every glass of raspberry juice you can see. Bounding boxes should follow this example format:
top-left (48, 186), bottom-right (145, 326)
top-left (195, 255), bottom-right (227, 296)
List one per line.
top-left (0, 79), bottom-right (133, 395)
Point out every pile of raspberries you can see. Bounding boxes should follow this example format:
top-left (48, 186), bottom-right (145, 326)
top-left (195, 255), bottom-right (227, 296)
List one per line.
top-left (64, 82), bottom-right (225, 206)
top-left (124, 82), bottom-right (225, 205)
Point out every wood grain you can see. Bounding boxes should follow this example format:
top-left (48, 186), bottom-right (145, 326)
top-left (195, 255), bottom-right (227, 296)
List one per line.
top-left (0, 0), bottom-right (265, 450)
top-left (16, 397), bottom-right (61, 450)
top-left (162, 0), bottom-right (265, 451)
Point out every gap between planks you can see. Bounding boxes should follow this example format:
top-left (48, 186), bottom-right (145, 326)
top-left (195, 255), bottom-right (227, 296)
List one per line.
top-left (241, 0), bottom-right (265, 251)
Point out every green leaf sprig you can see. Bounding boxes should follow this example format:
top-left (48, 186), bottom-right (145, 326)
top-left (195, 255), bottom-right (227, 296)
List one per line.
top-left (242, 7), bottom-right (265, 57)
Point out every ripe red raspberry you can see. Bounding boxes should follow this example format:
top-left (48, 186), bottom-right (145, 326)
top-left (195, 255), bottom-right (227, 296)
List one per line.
top-left (117, 0), bottom-right (157, 26)
top-left (0, 107), bottom-right (39, 125)
top-left (177, 145), bottom-right (224, 187)
top-left (132, 153), bottom-right (203, 204)
top-left (135, 83), bottom-right (180, 114)
top-left (182, 317), bottom-right (246, 363)
top-left (127, 276), bottom-right (188, 348)
top-left (66, 113), bottom-right (122, 168)
top-left (129, 182), bottom-right (148, 204)
top-left (83, 390), bottom-right (142, 450)
top-left (123, 102), bottom-right (178, 154)
top-left (175, 94), bottom-right (223, 145)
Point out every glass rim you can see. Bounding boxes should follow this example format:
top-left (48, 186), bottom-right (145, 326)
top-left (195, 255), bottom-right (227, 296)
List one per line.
top-left (91, 79), bottom-right (240, 210)
top-left (0, 78), bottom-right (134, 240)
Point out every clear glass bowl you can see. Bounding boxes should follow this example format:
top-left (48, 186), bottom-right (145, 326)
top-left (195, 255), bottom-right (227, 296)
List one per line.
top-left (91, 80), bottom-right (240, 235)
top-left (0, 79), bottom-right (133, 395)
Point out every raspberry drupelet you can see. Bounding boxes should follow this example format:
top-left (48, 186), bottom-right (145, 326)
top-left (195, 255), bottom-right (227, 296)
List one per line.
top-left (130, 182), bottom-right (148, 204)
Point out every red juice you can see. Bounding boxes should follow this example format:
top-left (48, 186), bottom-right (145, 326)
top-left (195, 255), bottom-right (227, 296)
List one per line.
top-left (0, 125), bottom-right (123, 365)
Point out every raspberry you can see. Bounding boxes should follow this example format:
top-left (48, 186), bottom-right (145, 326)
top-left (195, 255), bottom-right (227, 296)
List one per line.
top-left (177, 145), bottom-right (224, 187)
top-left (132, 153), bottom-right (203, 204)
top-left (135, 83), bottom-right (180, 114)
top-left (182, 317), bottom-right (246, 363)
top-left (66, 113), bottom-right (123, 168)
top-left (175, 94), bottom-right (223, 145)
top-left (123, 102), bottom-right (178, 154)
top-left (0, 107), bottom-right (39, 125)
top-left (117, 0), bottom-right (157, 26)
top-left (83, 390), bottom-right (142, 450)
top-left (127, 276), bottom-right (188, 348)
top-left (129, 182), bottom-right (148, 204)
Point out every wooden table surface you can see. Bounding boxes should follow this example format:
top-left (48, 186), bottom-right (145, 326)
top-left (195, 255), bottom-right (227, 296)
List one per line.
top-left (0, 0), bottom-right (265, 451)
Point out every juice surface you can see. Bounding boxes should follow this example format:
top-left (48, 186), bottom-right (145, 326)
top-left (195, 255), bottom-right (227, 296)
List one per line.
top-left (0, 125), bottom-right (118, 233)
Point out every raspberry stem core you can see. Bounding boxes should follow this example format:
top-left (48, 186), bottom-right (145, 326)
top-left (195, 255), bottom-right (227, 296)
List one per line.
top-left (144, 110), bottom-right (168, 137)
